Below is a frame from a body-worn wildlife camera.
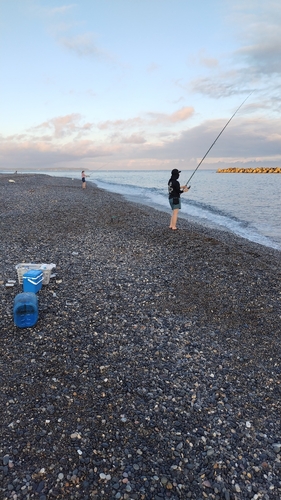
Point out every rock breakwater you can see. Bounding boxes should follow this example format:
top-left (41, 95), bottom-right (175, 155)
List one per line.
top-left (217, 167), bottom-right (281, 173)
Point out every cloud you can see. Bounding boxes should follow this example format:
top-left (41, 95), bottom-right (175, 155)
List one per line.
top-left (120, 134), bottom-right (147, 144)
top-left (98, 107), bottom-right (194, 131)
top-left (146, 63), bottom-right (160, 73)
top-left (98, 117), bottom-right (144, 130)
top-left (198, 51), bottom-right (219, 68)
top-left (59, 33), bottom-right (113, 60)
top-left (190, 71), bottom-right (280, 118)
top-left (189, 1), bottom-right (281, 103)
top-left (32, 3), bottom-right (114, 62)
top-left (1, 108), bottom-right (280, 171)
top-left (32, 3), bottom-right (76, 19)
top-left (236, 36), bottom-right (281, 76)
top-left (30, 114), bottom-right (93, 139)
top-left (148, 106), bottom-right (195, 124)
top-left (0, 136), bottom-right (117, 169)
top-left (48, 5), bottom-right (77, 16)
top-left (190, 73), bottom-right (251, 99)
top-left (231, 2), bottom-right (281, 76)
top-left (149, 116), bottom-right (281, 161)
top-left (168, 107), bottom-right (195, 123)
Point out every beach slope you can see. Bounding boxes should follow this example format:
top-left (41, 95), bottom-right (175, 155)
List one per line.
top-left (1, 174), bottom-right (281, 499)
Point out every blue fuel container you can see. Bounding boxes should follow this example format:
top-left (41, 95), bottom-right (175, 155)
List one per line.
top-left (13, 292), bottom-right (38, 328)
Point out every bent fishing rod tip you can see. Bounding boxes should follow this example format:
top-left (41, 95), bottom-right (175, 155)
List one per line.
top-left (183, 92), bottom-right (254, 186)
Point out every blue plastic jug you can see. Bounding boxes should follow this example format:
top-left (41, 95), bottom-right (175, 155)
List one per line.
top-left (13, 292), bottom-right (38, 328)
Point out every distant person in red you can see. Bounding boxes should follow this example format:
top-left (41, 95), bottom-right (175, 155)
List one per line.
top-left (168, 169), bottom-right (189, 230)
top-left (81, 170), bottom-right (87, 189)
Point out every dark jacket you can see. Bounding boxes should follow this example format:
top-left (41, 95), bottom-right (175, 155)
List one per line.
top-left (168, 177), bottom-right (183, 199)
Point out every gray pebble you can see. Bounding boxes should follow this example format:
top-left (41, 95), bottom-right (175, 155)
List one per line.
top-left (2, 456), bottom-right (10, 466)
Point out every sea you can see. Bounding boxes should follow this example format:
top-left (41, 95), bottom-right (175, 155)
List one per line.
top-left (3, 169), bottom-right (281, 251)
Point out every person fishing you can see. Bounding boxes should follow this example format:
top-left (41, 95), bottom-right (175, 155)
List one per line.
top-left (168, 169), bottom-right (190, 230)
top-left (167, 94), bottom-right (253, 231)
top-left (81, 170), bottom-right (87, 189)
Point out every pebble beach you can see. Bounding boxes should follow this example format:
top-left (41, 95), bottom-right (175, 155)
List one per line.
top-left (1, 173), bottom-right (281, 500)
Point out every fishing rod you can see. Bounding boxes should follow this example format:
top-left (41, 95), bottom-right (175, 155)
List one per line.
top-left (184, 92), bottom-right (253, 187)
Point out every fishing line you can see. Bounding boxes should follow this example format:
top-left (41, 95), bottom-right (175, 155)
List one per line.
top-left (86, 160), bottom-right (111, 178)
top-left (184, 92), bottom-right (253, 187)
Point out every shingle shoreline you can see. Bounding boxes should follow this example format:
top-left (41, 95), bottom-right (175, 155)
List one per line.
top-left (1, 174), bottom-right (281, 499)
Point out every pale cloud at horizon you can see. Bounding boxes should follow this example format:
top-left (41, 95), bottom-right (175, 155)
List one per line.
top-left (120, 134), bottom-right (147, 144)
top-left (1, 113), bottom-right (280, 170)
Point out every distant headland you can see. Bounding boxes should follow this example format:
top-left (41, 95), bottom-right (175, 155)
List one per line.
top-left (217, 167), bottom-right (281, 174)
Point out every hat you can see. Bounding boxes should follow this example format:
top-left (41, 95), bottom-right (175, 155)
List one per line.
top-left (171, 169), bottom-right (181, 176)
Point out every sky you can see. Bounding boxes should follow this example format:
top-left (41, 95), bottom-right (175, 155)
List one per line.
top-left (0, 0), bottom-right (280, 172)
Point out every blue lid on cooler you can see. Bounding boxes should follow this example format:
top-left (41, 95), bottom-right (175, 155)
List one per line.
top-left (23, 269), bottom-right (43, 293)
